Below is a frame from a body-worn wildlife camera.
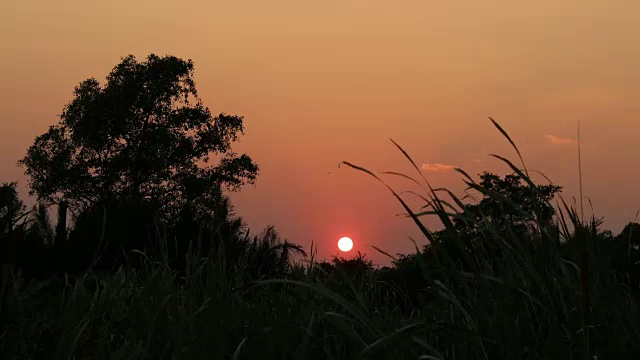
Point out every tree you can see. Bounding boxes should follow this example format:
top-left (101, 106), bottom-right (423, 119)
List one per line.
top-left (616, 222), bottom-right (640, 256)
top-left (19, 54), bottom-right (258, 224)
top-left (453, 172), bottom-right (562, 237)
top-left (425, 172), bottom-right (563, 275)
top-left (0, 182), bottom-right (29, 238)
top-left (611, 222), bottom-right (640, 288)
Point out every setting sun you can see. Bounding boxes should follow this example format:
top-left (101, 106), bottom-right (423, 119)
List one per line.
top-left (337, 237), bottom-right (354, 252)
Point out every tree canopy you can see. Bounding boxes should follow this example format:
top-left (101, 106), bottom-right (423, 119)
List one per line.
top-left (452, 171), bottom-right (562, 237)
top-left (18, 54), bottom-right (258, 223)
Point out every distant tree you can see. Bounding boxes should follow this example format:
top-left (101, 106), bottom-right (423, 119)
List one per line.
top-left (616, 222), bottom-right (640, 258)
top-left (611, 222), bottom-right (640, 290)
top-left (0, 182), bottom-right (29, 238)
top-left (18, 54), bottom-right (258, 225)
top-left (452, 172), bottom-right (562, 238)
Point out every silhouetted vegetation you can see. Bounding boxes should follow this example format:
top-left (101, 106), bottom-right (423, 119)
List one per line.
top-left (2, 54), bottom-right (640, 359)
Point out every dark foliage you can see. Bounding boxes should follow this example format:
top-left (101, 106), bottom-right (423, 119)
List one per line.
top-left (18, 54), bottom-right (258, 226)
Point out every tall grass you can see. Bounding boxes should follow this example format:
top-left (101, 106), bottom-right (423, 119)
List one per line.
top-left (2, 119), bottom-right (640, 359)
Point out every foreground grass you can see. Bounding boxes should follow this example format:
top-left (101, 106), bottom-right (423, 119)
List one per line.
top-left (3, 229), bottom-right (640, 360)
top-left (2, 259), bottom-right (425, 359)
top-left (3, 121), bottom-right (640, 359)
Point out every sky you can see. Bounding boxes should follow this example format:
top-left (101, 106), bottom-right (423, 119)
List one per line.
top-left (2, 0), bottom-right (640, 264)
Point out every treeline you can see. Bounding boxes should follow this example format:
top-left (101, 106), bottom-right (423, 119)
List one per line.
top-left (0, 182), bottom-right (307, 280)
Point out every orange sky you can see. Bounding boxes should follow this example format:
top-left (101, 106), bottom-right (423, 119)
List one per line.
top-left (2, 0), bottom-right (640, 264)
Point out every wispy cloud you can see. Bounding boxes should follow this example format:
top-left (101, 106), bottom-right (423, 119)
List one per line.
top-left (422, 163), bottom-right (456, 172)
top-left (545, 134), bottom-right (575, 145)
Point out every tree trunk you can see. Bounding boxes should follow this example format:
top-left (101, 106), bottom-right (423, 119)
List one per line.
top-left (55, 201), bottom-right (68, 246)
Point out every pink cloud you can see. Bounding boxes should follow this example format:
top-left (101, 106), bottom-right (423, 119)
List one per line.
top-left (545, 134), bottom-right (575, 145)
top-left (421, 163), bottom-right (456, 172)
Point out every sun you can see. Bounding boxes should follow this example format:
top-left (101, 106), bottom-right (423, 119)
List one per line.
top-left (337, 237), bottom-right (353, 252)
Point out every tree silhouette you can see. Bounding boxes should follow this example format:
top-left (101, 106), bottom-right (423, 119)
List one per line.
top-left (608, 222), bottom-right (640, 293)
top-left (0, 182), bottom-right (29, 239)
top-left (616, 222), bottom-right (640, 260)
top-left (18, 54), bottom-right (258, 225)
top-left (453, 171), bottom-right (562, 238)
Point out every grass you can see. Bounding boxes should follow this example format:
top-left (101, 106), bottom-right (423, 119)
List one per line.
top-left (2, 119), bottom-right (640, 359)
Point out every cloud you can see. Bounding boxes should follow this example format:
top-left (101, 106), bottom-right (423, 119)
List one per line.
top-left (421, 163), bottom-right (456, 172)
top-left (545, 134), bottom-right (575, 145)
